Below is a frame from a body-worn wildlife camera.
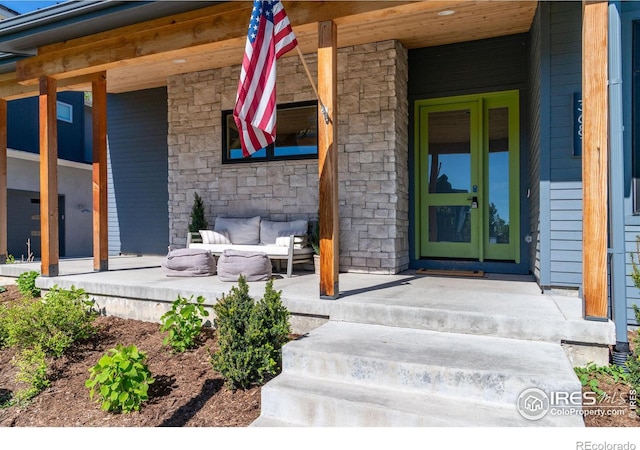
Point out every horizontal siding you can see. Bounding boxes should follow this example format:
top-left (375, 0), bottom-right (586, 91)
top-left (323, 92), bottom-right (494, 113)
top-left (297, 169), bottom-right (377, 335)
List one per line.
top-left (625, 227), bottom-right (640, 326)
top-left (409, 34), bottom-right (528, 99)
top-left (546, 1), bottom-right (582, 288)
top-left (107, 87), bottom-right (169, 255)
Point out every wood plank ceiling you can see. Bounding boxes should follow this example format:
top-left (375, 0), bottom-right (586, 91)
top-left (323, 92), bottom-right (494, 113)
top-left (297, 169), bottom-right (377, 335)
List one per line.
top-left (5, 0), bottom-right (537, 97)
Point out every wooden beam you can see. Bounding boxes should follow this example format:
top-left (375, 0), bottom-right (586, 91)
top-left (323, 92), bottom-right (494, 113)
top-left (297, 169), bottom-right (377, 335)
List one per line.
top-left (0, 73), bottom-right (101, 101)
top-left (0, 100), bottom-right (6, 264)
top-left (318, 20), bottom-right (339, 299)
top-left (39, 77), bottom-right (59, 277)
top-left (582, 1), bottom-right (608, 319)
top-left (92, 72), bottom-right (108, 272)
top-left (16, 2), bottom-right (409, 84)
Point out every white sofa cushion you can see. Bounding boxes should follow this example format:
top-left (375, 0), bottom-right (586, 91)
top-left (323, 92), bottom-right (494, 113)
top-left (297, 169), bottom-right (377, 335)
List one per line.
top-left (214, 216), bottom-right (261, 245)
top-left (260, 219), bottom-right (308, 245)
top-left (275, 235), bottom-right (306, 248)
top-left (188, 243), bottom-right (313, 257)
top-left (199, 229), bottom-right (231, 245)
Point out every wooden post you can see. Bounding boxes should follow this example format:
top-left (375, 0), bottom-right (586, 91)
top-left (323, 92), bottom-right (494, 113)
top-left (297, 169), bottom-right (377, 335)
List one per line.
top-left (582, 1), bottom-right (608, 319)
top-left (92, 72), bottom-right (108, 272)
top-left (318, 20), bottom-right (339, 299)
top-left (39, 76), bottom-right (59, 277)
top-left (0, 99), bottom-right (6, 264)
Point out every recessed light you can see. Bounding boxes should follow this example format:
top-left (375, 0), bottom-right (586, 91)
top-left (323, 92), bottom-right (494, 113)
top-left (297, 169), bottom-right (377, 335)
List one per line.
top-left (438, 10), bottom-right (455, 16)
top-left (172, 59), bottom-right (187, 64)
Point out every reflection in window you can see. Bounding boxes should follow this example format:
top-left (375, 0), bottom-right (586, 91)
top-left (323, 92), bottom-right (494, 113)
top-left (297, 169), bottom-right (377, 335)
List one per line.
top-left (427, 109), bottom-right (471, 194)
top-left (429, 205), bottom-right (471, 243)
top-left (223, 101), bottom-right (318, 163)
top-left (487, 107), bottom-right (510, 244)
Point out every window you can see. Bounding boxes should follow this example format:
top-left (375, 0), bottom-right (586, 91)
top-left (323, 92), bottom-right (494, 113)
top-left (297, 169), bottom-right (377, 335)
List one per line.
top-left (222, 101), bottom-right (318, 163)
top-left (56, 101), bottom-right (73, 123)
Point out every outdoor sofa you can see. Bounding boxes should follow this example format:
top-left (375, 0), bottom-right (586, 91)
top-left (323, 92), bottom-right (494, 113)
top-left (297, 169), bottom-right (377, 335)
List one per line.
top-left (186, 215), bottom-right (314, 277)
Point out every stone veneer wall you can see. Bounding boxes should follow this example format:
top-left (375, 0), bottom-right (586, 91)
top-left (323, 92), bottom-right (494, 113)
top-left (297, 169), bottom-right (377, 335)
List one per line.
top-left (167, 40), bottom-right (409, 274)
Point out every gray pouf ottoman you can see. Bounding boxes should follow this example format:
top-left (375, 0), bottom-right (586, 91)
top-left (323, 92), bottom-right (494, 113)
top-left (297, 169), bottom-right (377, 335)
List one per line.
top-left (162, 248), bottom-right (216, 277)
top-left (217, 249), bottom-right (272, 282)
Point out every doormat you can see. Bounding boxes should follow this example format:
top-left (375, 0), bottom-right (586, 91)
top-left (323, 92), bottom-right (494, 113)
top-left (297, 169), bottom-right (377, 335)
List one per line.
top-left (416, 268), bottom-right (485, 278)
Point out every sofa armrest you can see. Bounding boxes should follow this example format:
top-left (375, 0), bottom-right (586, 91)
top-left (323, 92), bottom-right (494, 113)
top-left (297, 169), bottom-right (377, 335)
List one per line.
top-left (186, 231), bottom-right (202, 246)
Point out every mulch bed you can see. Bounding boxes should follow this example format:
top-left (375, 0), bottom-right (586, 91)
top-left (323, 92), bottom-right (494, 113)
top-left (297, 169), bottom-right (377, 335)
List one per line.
top-left (0, 285), bottom-right (261, 427)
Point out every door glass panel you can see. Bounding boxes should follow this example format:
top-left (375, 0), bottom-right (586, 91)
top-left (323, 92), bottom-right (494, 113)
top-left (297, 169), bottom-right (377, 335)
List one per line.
top-left (428, 110), bottom-right (471, 194)
top-left (429, 206), bottom-right (471, 243)
top-left (487, 107), bottom-right (510, 244)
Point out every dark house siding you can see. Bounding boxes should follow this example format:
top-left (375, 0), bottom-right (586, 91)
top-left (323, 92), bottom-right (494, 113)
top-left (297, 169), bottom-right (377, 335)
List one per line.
top-left (528, 4), bottom-right (545, 285)
top-left (107, 87), bottom-right (169, 255)
top-left (547, 1), bottom-right (583, 288)
top-left (408, 33), bottom-right (530, 274)
top-left (7, 91), bottom-right (88, 163)
top-left (409, 34), bottom-right (528, 100)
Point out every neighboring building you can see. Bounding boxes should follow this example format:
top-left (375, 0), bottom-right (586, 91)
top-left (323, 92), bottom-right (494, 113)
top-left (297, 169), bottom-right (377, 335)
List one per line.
top-left (7, 91), bottom-right (93, 259)
top-left (0, 2), bottom-right (634, 335)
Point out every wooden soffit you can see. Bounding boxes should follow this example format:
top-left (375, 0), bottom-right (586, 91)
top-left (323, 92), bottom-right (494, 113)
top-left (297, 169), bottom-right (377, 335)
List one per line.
top-left (8, 0), bottom-right (537, 96)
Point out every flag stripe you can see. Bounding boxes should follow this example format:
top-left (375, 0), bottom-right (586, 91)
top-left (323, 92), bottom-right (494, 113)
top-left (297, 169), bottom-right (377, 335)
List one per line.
top-left (233, 0), bottom-right (298, 157)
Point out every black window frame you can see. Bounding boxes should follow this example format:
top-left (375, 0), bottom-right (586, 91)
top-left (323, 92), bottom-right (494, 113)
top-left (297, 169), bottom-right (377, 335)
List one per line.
top-left (222, 100), bottom-right (319, 164)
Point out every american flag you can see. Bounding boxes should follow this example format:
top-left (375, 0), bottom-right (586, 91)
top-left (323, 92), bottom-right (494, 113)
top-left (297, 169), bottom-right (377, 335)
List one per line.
top-left (233, 0), bottom-right (298, 157)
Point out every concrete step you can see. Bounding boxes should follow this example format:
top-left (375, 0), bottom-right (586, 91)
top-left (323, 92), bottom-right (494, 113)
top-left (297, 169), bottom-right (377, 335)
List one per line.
top-left (283, 322), bottom-right (582, 404)
top-left (331, 298), bottom-right (614, 344)
top-left (255, 373), bottom-right (584, 427)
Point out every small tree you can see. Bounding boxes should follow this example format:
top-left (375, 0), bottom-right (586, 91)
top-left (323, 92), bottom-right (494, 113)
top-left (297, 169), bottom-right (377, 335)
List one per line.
top-left (189, 192), bottom-right (208, 232)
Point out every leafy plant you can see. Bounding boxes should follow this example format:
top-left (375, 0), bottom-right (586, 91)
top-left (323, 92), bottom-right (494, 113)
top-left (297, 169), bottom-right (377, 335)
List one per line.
top-left (5, 254), bottom-right (14, 264)
top-left (310, 219), bottom-right (319, 255)
top-left (16, 271), bottom-right (40, 298)
top-left (12, 345), bottom-right (50, 404)
top-left (211, 276), bottom-right (291, 390)
top-left (160, 294), bottom-right (209, 353)
top-left (188, 192), bottom-right (208, 232)
top-left (85, 344), bottom-right (155, 413)
top-left (5, 285), bottom-right (97, 357)
top-left (0, 303), bottom-right (8, 349)
top-left (574, 362), bottom-right (629, 399)
top-left (625, 305), bottom-right (640, 415)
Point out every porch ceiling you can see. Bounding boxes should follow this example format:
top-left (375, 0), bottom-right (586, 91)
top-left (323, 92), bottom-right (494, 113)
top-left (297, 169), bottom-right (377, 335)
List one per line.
top-left (5, 0), bottom-right (537, 98)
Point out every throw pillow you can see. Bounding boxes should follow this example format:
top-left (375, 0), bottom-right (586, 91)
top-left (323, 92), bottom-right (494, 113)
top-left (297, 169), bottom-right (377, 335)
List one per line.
top-left (214, 216), bottom-right (261, 245)
top-left (199, 229), bottom-right (231, 245)
top-left (260, 219), bottom-right (308, 245)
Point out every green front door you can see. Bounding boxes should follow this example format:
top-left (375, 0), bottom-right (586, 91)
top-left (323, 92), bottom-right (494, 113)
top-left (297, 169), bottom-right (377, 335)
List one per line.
top-left (415, 91), bottom-right (520, 263)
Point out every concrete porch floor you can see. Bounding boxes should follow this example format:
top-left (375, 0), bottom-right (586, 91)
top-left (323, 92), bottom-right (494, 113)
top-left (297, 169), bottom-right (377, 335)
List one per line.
top-left (0, 255), bottom-right (615, 364)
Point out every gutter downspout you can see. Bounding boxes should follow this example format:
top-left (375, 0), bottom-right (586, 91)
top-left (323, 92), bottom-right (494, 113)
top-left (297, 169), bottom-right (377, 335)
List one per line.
top-left (608, 0), bottom-right (630, 366)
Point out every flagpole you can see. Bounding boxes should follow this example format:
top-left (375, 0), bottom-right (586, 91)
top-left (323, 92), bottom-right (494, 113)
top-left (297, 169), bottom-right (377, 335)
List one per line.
top-left (296, 46), bottom-right (329, 124)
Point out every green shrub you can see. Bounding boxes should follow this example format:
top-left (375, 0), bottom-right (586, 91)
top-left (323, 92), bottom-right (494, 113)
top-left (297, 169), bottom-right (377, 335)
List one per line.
top-left (5, 285), bottom-right (97, 357)
top-left (211, 276), bottom-right (291, 390)
top-left (0, 303), bottom-right (8, 349)
top-left (16, 271), bottom-right (40, 298)
top-left (160, 294), bottom-right (210, 353)
top-left (5, 254), bottom-right (14, 264)
top-left (625, 305), bottom-right (640, 415)
top-left (188, 192), bottom-right (208, 232)
top-left (12, 345), bottom-right (50, 404)
top-left (574, 362), bottom-right (629, 399)
top-left (85, 344), bottom-right (155, 413)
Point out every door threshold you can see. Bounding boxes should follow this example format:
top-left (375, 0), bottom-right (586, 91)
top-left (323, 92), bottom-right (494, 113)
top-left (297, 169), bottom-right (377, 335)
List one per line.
top-left (416, 268), bottom-right (485, 278)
